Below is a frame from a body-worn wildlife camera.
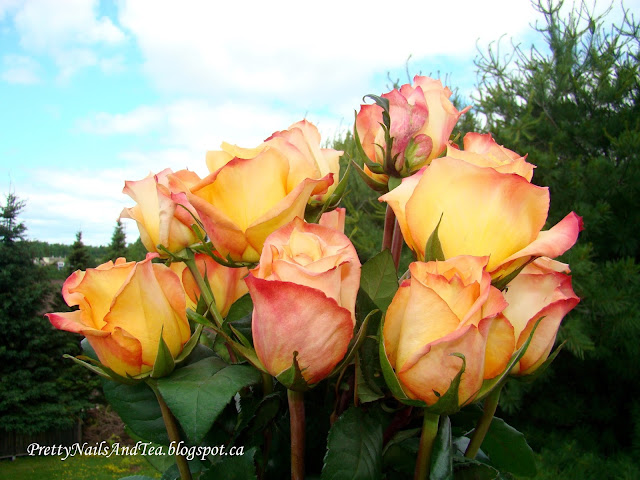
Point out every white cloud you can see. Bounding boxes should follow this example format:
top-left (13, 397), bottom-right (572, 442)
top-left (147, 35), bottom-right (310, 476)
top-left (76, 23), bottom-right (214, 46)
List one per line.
top-left (5, 0), bottom-right (126, 80)
top-left (14, 167), bottom-right (134, 246)
top-left (117, 0), bottom-right (539, 107)
top-left (1, 54), bottom-right (40, 84)
top-left (78, 100), bottom-right (342, 161)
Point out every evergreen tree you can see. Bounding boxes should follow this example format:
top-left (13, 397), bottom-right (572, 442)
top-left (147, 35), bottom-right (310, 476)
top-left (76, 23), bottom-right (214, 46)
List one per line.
top-left (473, 0), bottom-right (640, 458)
top-left (66, 231), bottom-right (92, 274)
top-left (127, 236), bottom-right (148, 262)
top-left (0, 194), bottom-right (93, 435)
top-left (104, 219), bottom-right (128, 262)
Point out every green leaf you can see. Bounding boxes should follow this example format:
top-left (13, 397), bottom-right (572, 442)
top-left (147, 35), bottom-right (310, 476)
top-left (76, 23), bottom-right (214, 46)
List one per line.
top-left (102, 380), bottom-right (169, 445)
top-left (151, 329), bottom-right (176, 378)
top-left (453, 456), bottom-right (500, 480)
top-left (200, 447), bottom-right (258, 480)
top-left (156, 357), bottom-right (261, 444)
top-left (424, 214), bottom-right (445, 262)
top-left (322, 407), bottom-right (383, 480)
top-left (431, 416), bottom-right (453, 480)
top-left (482, 417), bottom-right (536, 477)
top-left (361, 249), bottom-right (399, 312)
top-left (226, 293), bottom-right (253, 323)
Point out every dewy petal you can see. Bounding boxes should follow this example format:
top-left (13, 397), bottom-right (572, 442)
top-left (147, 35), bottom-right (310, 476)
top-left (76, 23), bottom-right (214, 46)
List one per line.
top-left (247, 276), bottom-right (353, 384)
top-left (404, 157), bottom-right (549, 270)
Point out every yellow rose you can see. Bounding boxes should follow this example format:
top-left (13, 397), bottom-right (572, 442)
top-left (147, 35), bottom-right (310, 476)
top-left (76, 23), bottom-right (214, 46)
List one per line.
top-left (172, 148), bottom-right (332, 263)
top-left (206, 119), bottom-right (341, 203)
top-left (381, 157), bottom-right (582, 280)
top-left (121, 168), bottom-right (201, 256)
top-left (46, 254), bottom-right (191, 377)
top-left (383, 256), bottom-right (514, 406)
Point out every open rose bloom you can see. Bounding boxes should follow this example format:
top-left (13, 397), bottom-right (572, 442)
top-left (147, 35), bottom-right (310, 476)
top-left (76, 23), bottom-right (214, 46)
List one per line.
top-left (381, 156), bottom-right (582, 281)
top-left (384, 257), bottom-right (514, 406)
top-left (246, 216), bottom-right (360, 386)
top-left (207, 120), bottom-right (342, 204)
top-left (171, 148), bottom-right (333, 263)
top-left (46, 254), bottom-right (191, 377)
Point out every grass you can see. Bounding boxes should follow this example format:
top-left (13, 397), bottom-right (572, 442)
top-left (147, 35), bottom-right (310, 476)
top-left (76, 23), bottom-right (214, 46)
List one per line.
top-left (0, 453), bottom-right (161, 480)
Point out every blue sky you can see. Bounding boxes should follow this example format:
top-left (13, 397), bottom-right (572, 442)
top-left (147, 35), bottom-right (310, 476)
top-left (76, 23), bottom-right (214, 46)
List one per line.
top-left (1, 0), bottom-right (636, 246)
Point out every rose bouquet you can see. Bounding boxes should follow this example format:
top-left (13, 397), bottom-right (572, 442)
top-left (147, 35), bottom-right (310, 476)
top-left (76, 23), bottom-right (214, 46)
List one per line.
top-left (47, 78), bottom-right (581, 479)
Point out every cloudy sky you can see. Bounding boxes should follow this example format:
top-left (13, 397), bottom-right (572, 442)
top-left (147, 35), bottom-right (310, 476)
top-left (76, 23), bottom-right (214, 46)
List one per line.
top-left (1, 0), bottom-right (635, 246)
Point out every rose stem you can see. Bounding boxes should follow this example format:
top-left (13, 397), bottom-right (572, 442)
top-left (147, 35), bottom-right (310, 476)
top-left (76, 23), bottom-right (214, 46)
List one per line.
top-left (184, 255), bottom-right (237, 362)
top-left (414, 412), bottom-right (440, 480)
top-left (258, 373), bottom-right (274, 480)
top-left (287, 389), bottom-right (306, 480)
top-left (148, 381), bottom-right (192, 480)
top-left (390, 219), bottom-right (403, 269)
top-left (465, 385), bottom-right (502, 458)
top-left (382, 205), bottom-right (396, 251)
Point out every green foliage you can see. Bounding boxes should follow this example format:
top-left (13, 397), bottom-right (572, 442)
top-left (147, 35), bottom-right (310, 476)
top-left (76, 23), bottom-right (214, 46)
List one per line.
top-left (104, 219), bottom-right (128, 262)
top-left (473, 0), bottom-right (640, 461)
top-left (128, 236), bottom-right (149, 261)
top-left (0, 194), bottom-right (94, 435)
top-left (66, 231), bottom-right (93, 274)
top-left (333, 131), bottom-right (386, 263)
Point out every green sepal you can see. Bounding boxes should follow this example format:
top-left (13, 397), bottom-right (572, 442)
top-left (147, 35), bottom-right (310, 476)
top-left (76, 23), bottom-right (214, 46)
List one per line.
top-left (353, 112), bottom-right (389, 178)
top-left (330, 309), bottom-right (376, 377)
top-left (424, 214), bottom-right (445, 262)
top-left (363, 94), bottom-right (391, 128)
top-left (68, 354), bottom-right (140, 385)
top-left (188, 226), bottom-right (255, 269)
top-left (514, 339), bottom-right (567, 384)
top-left (150, 328), bottom-right (175, 379)
top-left (174, 323), bottom-right (203, 364)
top-left (305, 163), bottom-right (353, 223)
top-left (423, 353), bottom-right (467, 416)
top-left (208, 321), bottom-right (267, 373)
top-left (387, 176), bottom-right (402, 191)
top-left (491, 257), bottom-right (536, 291)
top-left (351, 159), bottom-right (388, 192)
top-left (473, 316), bottom-right (545, 403)
top-left (63, 354), bottom-right (115, 381)
top-left (276, 351), bottom-right (310, 392)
